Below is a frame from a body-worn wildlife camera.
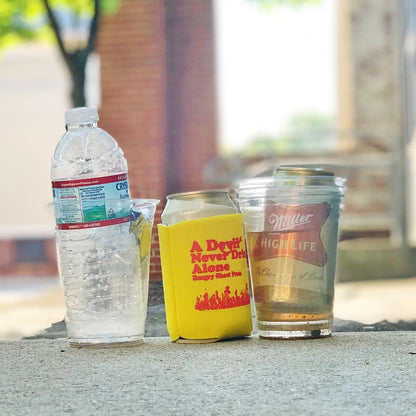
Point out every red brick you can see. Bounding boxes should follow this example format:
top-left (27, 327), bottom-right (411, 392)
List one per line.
top-left (97, 0), bottom-right (217, 281)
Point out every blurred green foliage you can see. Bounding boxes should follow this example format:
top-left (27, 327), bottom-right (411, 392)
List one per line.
top-left (244, 111), bottom-right (334, 156)
top-left (0, 0), bottom-right (49, 50)
top-left (0, 0), bottom-right (120, 106)
top-left (0, 0), bottom-right (119, 51)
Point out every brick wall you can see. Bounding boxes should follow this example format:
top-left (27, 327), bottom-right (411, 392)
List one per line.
top-left (0, 241), bottom-right (15, 274)
top-left (164, 0), bottom-right (218, 194)
top-left (97, 0), bottom-right (218, 281)
top-left (97, 0), bottom-right (167, 200)
top-left (0, 239), bottom-right (57, 276)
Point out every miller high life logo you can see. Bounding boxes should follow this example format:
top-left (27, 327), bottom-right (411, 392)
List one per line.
top-left (251, 202), bottom-right (331, 267)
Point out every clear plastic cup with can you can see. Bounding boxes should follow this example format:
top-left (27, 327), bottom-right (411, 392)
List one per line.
top-left (236, 167), bottom-right (346, 339)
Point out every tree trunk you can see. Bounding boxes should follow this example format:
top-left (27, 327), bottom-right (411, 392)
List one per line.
top-left (70, 71), bottom-right (86, 108)
top-left (43, 0), bottom-right (100, 108)
top-left (67, 52), bottom-right (88, 107)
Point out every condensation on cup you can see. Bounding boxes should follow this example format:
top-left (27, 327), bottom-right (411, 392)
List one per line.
top-left (236, 167), bottom-right (346, 339)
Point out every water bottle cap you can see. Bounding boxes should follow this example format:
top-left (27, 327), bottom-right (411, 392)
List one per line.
top-left (65, 107), bottom-right (99, 126)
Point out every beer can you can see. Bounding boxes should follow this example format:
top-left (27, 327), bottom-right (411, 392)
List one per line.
top-left (158, 189), bottom-right (253, 342)
top-left (161, 190), bottom-right (237, 225)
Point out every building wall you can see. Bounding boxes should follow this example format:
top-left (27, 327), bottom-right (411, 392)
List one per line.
top-left (0, 44), bottom-right (69, 276)
top-left (352, 0), bottom-right (402, 147)
top-left (339, 0), bottom-right (402, 148)
top-left (334, 0), bottom-right (416, 281)
top-left (96, 0), bottom-right (218, 281)
top-left (164, 0), bottom-right (218, 194)
top-left (336, 0), bottom-right (403, 240)
top-left (97, 0), bottom-right (167, 200)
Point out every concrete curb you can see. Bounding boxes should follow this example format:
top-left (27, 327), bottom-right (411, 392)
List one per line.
top-left (1, 333), bottom-right (416, 415)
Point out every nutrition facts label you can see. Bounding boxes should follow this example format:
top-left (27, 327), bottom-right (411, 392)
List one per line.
top-left (52, 174), bottom-right (130, 229)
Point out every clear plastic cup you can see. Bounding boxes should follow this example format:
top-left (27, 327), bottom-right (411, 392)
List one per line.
top-left (236, 167), bottom-right (345, 339)
top-left (53, 198), bottom-right (159, 347)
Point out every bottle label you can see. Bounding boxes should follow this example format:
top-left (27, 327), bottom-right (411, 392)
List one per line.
top-left (52, 174), bottom-right (131, 230)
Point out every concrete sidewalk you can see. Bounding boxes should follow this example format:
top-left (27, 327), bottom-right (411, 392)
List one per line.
top-left (2, 276), bottom-right (416, 341)
top-left (0, 277), bottom-right (64, 340)
top-left (1, 333), bottom-right (416, 415)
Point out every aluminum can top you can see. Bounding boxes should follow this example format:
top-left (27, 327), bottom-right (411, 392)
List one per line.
top-left (272, 166), bottom-right (341, 187)
top-left (237, 166), bottom-right (345, 192)
top-left (162, 190), bottom-right (237, 225)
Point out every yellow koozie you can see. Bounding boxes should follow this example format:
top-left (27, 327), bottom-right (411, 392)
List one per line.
top-left (158, 213), bottom-right (252, 342)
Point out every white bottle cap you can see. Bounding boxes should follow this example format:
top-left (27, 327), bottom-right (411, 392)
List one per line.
top-left (65, 107), bottom-right (99, 126)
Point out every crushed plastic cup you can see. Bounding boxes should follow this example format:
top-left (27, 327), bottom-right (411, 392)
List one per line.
top-left (53, 198), bottom-right (159, 347)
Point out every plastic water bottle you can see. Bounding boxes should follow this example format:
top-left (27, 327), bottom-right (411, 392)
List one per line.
top-left (51, 107), bottom-right (145, 346)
